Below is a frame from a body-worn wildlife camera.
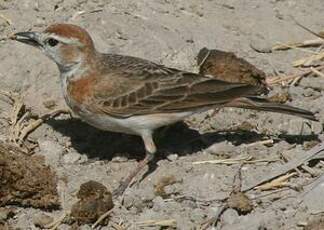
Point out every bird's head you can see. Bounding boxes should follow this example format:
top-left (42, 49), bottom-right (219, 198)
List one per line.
top-left (11, 23), bottom-right (96, 72)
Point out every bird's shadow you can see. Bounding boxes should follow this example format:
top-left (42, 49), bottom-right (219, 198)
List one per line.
top-left (46, 118), bottom-right (319, 162)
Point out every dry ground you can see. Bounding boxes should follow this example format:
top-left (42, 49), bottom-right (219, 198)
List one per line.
top-left (1, 0), bottom-right (324, 229)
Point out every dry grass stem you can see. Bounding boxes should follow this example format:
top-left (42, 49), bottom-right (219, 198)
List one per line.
top-left (193, 155), bottom-right (278, 165)
top-left (245, 139), bottom-right (274, 147)
top-left (255, 172), bottom-right (297, 191)
top-left (267, 65), bottom-right (324, 85)
top-left (272, 39), bottom-right (324, 51)
top-left (293, 52), bottom-right (324, 67)
top-left (92, 208), bottom-right (114, 229)
top-left (0, 14), bottom-right (12, 25)
top-left (45, 212), bottom-right (69, 230)
top-left (310, 66), bottom-right (324, 78)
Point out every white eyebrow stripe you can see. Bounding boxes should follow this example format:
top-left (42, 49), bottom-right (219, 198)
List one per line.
top-left (44, 33), bottom-right (84, 46)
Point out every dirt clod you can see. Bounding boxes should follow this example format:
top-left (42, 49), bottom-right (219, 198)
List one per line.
top-left (154, 175), bottom-right (178, 198)
top-left (305, 214), bottom-right (324, 230)
top-left (71, 180), bottom-right (113, 225)
top-left (268, 92), bottom-right (291, 104)
top-left (0, 142), bottom-right (59, 209)
top-left (0, 207), bottom-right (15, 222)
top-left (197, 48), bottom-right (269, 95)
top-left (33, 213), bottom-right (54, 228)
top-left (227, 192), bottom-right (253, 214)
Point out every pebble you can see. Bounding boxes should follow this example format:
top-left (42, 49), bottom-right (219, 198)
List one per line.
top-left (279, 119), bottom-right (313, 135)
top-left (204, 141), bottom-right (236, 156)
top-left (122, 193), bottom-right (136, 209)
top-left (167, 154), bottom-right (179, 161)
top-left (152, 196), bottom-right (166, 212)
top-left (0, 208), bottom-right (15, 221)
top-left (190, 208), bottom-right (206, 223)
top-left (63, 151), bottom-right (81, 164)
top-left (33, 213), bottom-right (54, 228)
top-left (222, 208), bottom-right (239, 225)
top-left (37, 139), bottom-right (64, 166)
top-left (312, 122), bottom-right (323, 134)
top-left (303, 181), bottom-right (324, 213)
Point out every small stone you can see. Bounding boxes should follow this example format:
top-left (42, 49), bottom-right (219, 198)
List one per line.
top-left (303, 181), bottom-right (324, 214)
top-left (111, 156), bottom-right (128, 162)
top-left (279, 119), bottom-right (313, 135)
top-left (33, 213), bottom-right (54, 228)
top-left (152, 196), bottom-right (165, 212)
top-left (250, 39), bottom-right (272, 53)
top-left (303, 88), bottom-right (315, 98)
top-left (37, 139), bottom-right (64, 166)
top-left (0, 208), bottom-right (15, 221)
top-left (303, 140), bottom-right (320, 150)
top-left (167, 154), bottom-right (178, 161)
top-left (154, 175), bottom-right (178, 198)
top-left (122, 193), bottom-right (135, 209)
top-left (222, 208), bottom-right (239, 225)
top-left (305, 214), bottom-right (324, 230)
top-left (190, 208), bottom-right (206, 223)
top-left (204, 141), bottom-right (236, 157)
top-left (312, 122), bottom-right (323, 134)
top-left (63, 151), bottom-right (81, 164)
top-left (299, 77), bottom-right (324, 91)
top-left (42, 99), bottom-right (57, 109)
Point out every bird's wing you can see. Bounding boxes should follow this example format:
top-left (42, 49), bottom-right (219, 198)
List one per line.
top-left (89, 54), bottom-right (260, 118)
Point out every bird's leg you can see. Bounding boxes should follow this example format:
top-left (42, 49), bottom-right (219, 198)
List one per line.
top-left (113, 131), bottom-right (156, 196)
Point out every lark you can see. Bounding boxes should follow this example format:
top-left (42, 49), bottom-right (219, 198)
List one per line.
top-left (11, 24), bottom-right (317, 195)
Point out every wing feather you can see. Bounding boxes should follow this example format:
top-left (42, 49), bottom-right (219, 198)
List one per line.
top-left (87, 54), bottom-right (259, 118)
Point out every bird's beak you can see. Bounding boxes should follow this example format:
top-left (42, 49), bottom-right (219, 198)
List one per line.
top-left (10, 31), bottom-right (42, 48)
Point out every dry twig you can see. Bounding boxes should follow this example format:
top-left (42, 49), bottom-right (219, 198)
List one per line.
top-left (193, 155), bottom-right (278, 165)
top-left (200, 204), bottom-right (227, 230)
top-left (272, 39), bottom-right (324, 51)
top-left (245, 139), bottom-right (274, 147)
top-left (255, 172), bottom-right (297, 191)
top-left (71, 9), bottom-right (103, 20)
top-left (266, 65), bottom-right (324, 85)
top-left (92, 208), bottom-right (114, 229)
top-left (310, 66), bottom-right (324, 78)
top-left (242, 143), bottom-right (324, 192)
top-left (293, 52), bottom-right (324, 67)
top-left (0, 14), bottom-right (12, 25)
top-left (45, 211), bottom-right (69, 230)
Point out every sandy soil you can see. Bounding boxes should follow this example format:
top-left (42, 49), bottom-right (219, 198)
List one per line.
top-left (1, 0), bottom-right (324, 229)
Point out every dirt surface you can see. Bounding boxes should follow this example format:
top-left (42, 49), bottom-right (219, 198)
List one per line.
top-left (1, 0), bottom-right (324, 229)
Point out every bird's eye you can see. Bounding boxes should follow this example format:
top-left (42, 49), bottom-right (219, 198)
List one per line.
top-left (47, 38), bottom-right (59, 47)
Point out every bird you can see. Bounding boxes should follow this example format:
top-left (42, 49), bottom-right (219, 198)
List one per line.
top-left (11, 24), bottom-right (317, 195)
